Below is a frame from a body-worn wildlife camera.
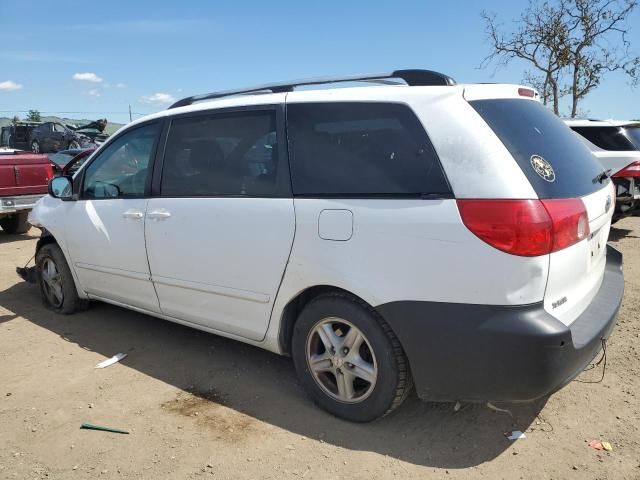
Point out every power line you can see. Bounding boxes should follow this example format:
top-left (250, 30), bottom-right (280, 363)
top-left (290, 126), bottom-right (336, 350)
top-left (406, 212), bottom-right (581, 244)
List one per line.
top-left (0, 110), bottom-right (147, 116)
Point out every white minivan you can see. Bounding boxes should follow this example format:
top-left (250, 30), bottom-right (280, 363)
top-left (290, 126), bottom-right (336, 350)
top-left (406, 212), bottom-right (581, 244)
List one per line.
top-left (30, 70), bottom-right (624, 422)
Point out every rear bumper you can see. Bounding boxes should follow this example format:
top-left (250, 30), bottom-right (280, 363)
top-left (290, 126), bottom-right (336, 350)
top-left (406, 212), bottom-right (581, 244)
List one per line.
top-left (377, 245), bottom-right (624, 403)
top-left (0, 194), bottom-right (45, 215)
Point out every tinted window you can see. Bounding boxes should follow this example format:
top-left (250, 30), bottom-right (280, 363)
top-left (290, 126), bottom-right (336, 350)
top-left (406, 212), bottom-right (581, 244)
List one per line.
top-left (471, 99), bottom-right (607, 199)
top-left (82, 123), bottom-right (158, 199)
top-left (571, 126), bottom-right (636, 151)
top-left (287, 102), bottom-right (450, 196)
top-left (161, 111), bottom-right (280, 197)
top-left (623, 126), bottom-right (640, 149)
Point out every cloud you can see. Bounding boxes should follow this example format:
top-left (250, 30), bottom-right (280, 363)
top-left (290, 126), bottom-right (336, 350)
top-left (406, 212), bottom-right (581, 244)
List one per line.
top-left (72, 72), bottom-right (103, 83)
top-left (140, 92), bottom-right (175, 105)
top-left (88, 89), bottom-right (101, 97)
top-left (116, 82), bottom-right (126, 89)
top-left (0, 80), bottom-right (23, 91)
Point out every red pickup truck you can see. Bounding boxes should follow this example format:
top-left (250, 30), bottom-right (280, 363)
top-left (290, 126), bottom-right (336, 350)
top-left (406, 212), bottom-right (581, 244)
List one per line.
top-left (0, 149), bottom-right (53, 234)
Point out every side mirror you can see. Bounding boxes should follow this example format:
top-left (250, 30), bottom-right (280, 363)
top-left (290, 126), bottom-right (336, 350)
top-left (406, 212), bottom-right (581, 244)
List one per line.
top-left (49, 176), bottom-right (73, 200)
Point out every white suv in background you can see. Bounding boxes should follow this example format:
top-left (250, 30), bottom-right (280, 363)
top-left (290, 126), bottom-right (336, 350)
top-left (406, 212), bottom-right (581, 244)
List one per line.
top-left (30, 70), bottom-right (624, 422)
top-left (565, 119), bottom-right (640, 220)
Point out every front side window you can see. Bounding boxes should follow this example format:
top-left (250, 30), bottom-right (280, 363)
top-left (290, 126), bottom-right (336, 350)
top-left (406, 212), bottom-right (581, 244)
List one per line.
top-left (82, 123), bottom-right (158, 199)
top-left (53, 123), bottom-right (66, 133)
top-left (287, 102), bottom-right (450, 196)
top-left (161, 111), bottom-right (279, 197)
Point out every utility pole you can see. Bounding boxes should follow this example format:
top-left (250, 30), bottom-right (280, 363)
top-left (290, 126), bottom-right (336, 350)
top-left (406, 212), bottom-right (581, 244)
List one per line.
top-left (128, 104), bottom-right (132, 123)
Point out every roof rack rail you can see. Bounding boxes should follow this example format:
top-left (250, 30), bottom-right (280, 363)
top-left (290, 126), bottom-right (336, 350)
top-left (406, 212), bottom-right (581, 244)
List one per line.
top-left (169, 69), bottom-right (456, 109)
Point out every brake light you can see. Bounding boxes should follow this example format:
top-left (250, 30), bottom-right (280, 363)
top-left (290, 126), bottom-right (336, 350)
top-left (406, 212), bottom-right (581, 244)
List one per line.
top-left (45, 163), bottom-right (54, 180)
top-left (541, 199), bottom-right (589, 252)
top-left (457, 199), bottom-right (589, 257)
top-left (612, 160), bottom-right (640, 178)
top-left (518, 88), bottom-right (536, 98)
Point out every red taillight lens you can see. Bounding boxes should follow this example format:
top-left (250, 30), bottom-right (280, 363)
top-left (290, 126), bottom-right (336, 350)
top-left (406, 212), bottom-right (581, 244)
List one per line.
top-left (457, 198), bottom-right (589, 256)
top-left (518, 87), bottom-right (535, 98)
top-left (540, 198), bottom-right (589, 252)
top-left (457, 199), bottom-right (552, 256)
top-left (612, 160), bottom-right (640, 178)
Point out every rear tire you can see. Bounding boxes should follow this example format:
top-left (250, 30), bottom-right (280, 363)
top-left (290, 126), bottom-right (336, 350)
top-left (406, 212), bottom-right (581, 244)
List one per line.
top-left (31, 140), bottom-right (40, 153)
top-left (291, 292), bottom-right (413, 422)
top-left (36, 243), bottom-right (88, 314)
top-left (0, 212), bottom-right (30, 234)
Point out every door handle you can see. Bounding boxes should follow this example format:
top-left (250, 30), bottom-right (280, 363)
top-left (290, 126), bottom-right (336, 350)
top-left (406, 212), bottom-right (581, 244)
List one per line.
top-left (147, 209), bottom-right (171, 220)
top-left (122, 209), bottom-right (144, 220)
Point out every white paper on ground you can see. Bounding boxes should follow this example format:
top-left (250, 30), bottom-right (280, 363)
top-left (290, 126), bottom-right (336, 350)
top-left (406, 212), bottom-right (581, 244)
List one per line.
top-left (506, 431), bottom-right (526, 440)
top-left (95, 353), bottom-right (128, 369)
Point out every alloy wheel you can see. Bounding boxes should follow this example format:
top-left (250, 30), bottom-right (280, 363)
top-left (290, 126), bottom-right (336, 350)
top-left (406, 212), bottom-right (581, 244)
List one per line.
top-left (306, 317), bottom-right (378, 403)
top-left (40, 257), bottom-right (63, 308)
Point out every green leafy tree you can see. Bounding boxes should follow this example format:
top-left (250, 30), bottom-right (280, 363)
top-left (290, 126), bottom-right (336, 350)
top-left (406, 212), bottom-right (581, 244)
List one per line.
top-left (26, 110), bottom-right (41, 122)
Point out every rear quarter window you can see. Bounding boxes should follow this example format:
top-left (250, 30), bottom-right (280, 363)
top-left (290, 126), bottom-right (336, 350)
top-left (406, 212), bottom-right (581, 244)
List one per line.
top-left (471, 99), bottom-right (607, 199)
top-left (570, 126), bottom-right (637, 151)
top-left (287, 102), bottom-right (451, 197)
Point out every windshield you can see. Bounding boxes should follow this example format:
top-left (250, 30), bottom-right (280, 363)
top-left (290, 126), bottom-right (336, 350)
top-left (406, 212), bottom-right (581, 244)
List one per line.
top-left (470, 99), bottom-right (608, 199)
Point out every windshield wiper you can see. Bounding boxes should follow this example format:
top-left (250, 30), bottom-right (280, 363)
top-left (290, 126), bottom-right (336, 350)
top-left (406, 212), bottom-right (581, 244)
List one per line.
top-left (593, 169), bottom-right (611, 184)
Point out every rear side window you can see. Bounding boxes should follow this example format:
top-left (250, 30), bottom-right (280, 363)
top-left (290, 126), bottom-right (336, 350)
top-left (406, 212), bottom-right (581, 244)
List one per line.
top-left (623, 126), bottom-right (640, 149)
top-left (287, 102), bottom-right (450, 196)
top-left (571, 126), bottom-right (637, 151)
top-left (471, 99), bottom-right (607, 199)
top-left (161, 110), bottom-right (282, 197)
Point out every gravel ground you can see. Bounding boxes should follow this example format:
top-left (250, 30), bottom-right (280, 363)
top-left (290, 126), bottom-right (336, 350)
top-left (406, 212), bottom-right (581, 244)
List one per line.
top-left (1, 218), bottom-right (639, 480)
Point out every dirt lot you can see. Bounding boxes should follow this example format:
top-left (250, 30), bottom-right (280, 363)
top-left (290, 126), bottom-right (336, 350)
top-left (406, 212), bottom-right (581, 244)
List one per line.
top-left (1, 218), bottom-right (639, 480)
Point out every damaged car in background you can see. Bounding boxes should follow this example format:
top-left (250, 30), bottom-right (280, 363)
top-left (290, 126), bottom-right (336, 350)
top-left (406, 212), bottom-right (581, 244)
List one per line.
top-left (29, 119), bottom-right (108, 153)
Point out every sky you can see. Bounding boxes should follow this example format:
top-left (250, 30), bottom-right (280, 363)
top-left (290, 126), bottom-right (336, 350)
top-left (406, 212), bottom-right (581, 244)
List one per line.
top-left (1, 0), bottom-right (638, 124)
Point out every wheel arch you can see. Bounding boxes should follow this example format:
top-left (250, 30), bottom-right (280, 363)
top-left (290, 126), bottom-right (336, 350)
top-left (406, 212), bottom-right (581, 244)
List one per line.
top-left (277, 284), bottom-right (384, 356)
top-left (34, 229), bottom-right (89, 300)
top-left (36, 228), bottom-right (58, 253)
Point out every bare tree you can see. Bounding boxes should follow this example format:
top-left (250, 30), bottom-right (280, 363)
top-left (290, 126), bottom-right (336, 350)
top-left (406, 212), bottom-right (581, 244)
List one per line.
top-left (482, 0), bottom-right (639, 117)
top-left (566, 0), bottom-right (640, 116)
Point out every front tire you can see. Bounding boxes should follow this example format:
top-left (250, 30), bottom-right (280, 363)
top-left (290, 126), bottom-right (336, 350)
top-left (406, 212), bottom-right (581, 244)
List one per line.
top-left (36, 244), bottom-right (88, 314)
top-left (292, 292), bottom-right (413, 422)
top-left (68, 140), bottom-right (80, 150)
top-left (0, 212), bottom-right (30, 234)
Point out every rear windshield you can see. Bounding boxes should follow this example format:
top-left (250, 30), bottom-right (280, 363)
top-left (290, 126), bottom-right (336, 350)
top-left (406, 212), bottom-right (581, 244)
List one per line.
top-left (470, 99), bottom-right (607, 199)
top-left (570, 126), bottom-right (637, 151)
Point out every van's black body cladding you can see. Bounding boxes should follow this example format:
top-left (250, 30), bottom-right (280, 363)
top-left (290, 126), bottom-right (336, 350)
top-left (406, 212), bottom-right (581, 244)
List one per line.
top-left (377, 246), bottom-right (623, 402)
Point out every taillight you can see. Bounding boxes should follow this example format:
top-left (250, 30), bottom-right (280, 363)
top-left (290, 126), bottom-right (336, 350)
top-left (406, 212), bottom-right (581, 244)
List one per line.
top-left (46, 163), bottom-right (54, 180)
top-left (612, 160), bottom-right (640, 178)
top-left (541, 199), bottom-right (589, 252)
top-left (518, 87), bottom-right (535, 98)
top-left (457, 198), bottom-right (589, 257)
